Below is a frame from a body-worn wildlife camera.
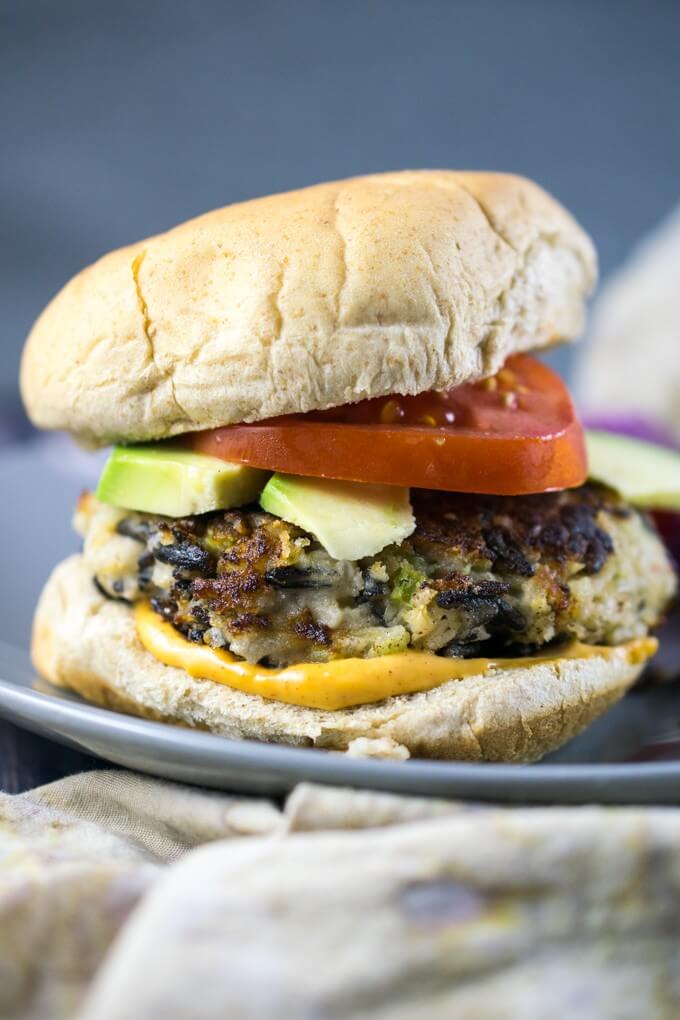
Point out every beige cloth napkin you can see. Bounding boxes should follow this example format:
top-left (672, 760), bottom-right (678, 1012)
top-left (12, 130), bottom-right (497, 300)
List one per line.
top-left (2, 771), bottom-right (680, 1019)
top-left (576, 202), bottom-right (680, 438)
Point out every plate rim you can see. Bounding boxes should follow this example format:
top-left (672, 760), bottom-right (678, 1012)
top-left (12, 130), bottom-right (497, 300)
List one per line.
top-left (3, 643), bottom-right (680, 801)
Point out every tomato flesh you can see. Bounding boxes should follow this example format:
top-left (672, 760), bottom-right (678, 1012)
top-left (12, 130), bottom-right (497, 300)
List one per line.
top-left (188, 355), bottom-right (587, 495)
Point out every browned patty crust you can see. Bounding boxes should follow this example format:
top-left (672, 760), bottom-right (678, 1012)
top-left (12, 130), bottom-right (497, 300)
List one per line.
top-left (77, 483), bottom-right (676, 667)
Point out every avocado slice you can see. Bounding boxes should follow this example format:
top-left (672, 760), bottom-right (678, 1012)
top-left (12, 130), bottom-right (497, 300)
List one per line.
top-left (260, 473), bottom-right (415, 559)
top-left (586, 430), bottom-right (680, 509)
top-left (96, 445), bottom-right (269, 517)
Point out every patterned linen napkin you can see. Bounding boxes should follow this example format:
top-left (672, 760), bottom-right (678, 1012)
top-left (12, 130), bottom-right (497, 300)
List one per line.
top-left (2, 770), bottom-right (680, 1020)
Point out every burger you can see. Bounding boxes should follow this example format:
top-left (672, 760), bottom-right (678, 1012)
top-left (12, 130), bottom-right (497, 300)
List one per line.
top-left (20, 171), bottom-right (678, 761)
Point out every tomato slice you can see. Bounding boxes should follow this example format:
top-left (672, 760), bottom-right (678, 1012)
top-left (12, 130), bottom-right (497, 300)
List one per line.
top-left (188, 355), bottom-right (587, 495)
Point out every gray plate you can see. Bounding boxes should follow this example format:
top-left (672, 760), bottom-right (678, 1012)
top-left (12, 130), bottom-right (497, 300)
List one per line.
top-left (3, 439), bottom-right (680, 803)
top-left (3, 636), bottom-right (680, 803)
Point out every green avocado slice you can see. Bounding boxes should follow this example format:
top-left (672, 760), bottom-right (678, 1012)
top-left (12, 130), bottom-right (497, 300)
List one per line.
top-left (260, 474), bottom-right (415, 560)
top-left (96, 445), bottom-right (269, 517)
top-left (586, 430), bottom-right (680, 509)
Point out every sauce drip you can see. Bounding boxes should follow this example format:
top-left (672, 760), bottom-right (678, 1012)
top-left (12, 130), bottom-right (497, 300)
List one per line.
top-left (135, 602), bottom-right (657, 711)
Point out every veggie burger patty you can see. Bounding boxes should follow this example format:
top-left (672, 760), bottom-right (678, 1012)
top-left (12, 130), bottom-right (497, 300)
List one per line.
top-left (78, 483), bottom-right (675, 669)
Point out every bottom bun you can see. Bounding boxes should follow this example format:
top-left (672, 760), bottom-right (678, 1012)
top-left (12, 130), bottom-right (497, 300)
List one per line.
top-left (32, 555), bottom-right (650, 762)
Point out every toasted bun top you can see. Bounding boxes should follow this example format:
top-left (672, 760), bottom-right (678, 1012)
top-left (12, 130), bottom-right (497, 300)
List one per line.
top-left (21, 171), bottom-right (596, 445)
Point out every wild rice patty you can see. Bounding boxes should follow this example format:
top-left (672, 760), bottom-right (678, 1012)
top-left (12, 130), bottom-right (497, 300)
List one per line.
top-left (76, 484), bottom-right (676, 667)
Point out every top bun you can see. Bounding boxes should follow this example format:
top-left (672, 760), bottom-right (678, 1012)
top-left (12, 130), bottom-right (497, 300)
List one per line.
top-left (21, 171), bottom-right (596, 446)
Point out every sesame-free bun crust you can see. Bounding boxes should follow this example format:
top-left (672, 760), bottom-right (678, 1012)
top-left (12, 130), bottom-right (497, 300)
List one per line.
top-left (32, 556), bottom-right (644, 762)
top-left (21, 171), bottom-right (596, 446)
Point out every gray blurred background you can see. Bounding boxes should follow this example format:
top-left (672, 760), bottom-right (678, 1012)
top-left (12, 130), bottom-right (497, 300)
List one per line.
top-left (3, 0), bottom-right (680, 426)
top-left (1, 0), bottom-right (680, 648)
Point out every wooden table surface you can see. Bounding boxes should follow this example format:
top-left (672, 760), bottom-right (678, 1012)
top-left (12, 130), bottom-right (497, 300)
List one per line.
top-left (0, 719), bottom-right (103, 794)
